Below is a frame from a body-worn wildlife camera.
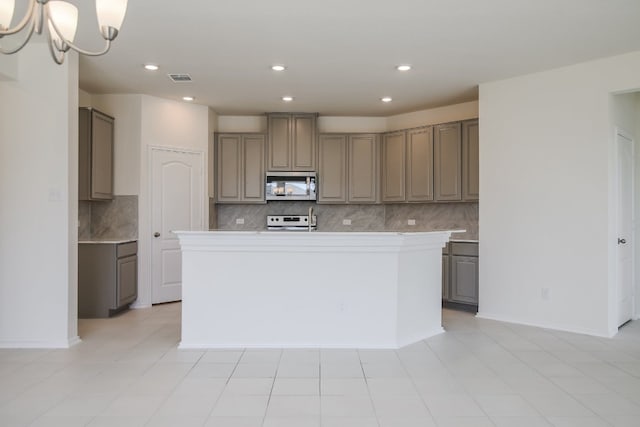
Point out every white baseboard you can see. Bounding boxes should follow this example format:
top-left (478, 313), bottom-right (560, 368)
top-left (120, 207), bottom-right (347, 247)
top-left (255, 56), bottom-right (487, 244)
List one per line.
top-left (475, 312), bottom-right (613, 338)
top-left (0, 336), bottom-right (81, 349)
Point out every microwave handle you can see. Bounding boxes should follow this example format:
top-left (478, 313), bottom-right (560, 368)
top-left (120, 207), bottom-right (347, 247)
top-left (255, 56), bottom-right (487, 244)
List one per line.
top-left (306, 176), bottom-right (310, 196)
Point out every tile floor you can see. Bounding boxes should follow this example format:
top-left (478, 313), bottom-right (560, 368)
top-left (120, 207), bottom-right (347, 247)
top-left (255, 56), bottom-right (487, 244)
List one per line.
top-left (1, 304), bottom-right (640, 427)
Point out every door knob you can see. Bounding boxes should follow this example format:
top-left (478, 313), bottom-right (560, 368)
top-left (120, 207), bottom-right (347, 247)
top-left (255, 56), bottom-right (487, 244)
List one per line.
top-left (618, 238), bottom-right (627, 244)
top-left (154, 232), bottom-right (161, 238)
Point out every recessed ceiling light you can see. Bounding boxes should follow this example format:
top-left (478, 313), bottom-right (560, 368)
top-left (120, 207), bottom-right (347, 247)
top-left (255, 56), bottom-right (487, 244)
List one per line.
top-left (396, 65), bottom-right (411, 71)
top-left (381, 97), bottom-right (392, 103)
top-left (144, 64), bottom-right (159, 71)
top-left (272, 65), bottom-right (286, 71)
top-left (182, 96), bottom-right (194, 102)
top-left (282, 96), bottom-right (293, 102)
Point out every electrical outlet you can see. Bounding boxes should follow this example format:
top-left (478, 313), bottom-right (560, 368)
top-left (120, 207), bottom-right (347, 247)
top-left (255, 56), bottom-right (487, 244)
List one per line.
top-left (235, 218), bottom-right (245, 225)
top-left (343, 219), bottom-right (352, 225)
top-left (408, 219), bottom-right (416, 226)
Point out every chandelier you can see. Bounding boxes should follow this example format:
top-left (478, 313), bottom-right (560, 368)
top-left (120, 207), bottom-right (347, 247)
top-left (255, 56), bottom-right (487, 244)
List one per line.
top-left (0, 0), bottom-right (127, 64)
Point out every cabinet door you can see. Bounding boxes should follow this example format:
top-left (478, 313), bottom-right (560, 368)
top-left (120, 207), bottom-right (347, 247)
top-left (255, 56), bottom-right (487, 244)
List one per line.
top-left (268, 115), bottom-right (291, 170)
top-left (292, 114), bottom-right (316, 170)
top-left (318, 134), bottom-right (348, 203)
top-left (382, 131), bottom-right (406, 202)
top-left (434, 122), bottom-right (462, 201)
top-left (216, 134), bottom-right (242, 202)
top-left (90, 110), bottom-right (114, 200)
top-left (462, 120), bottom-right (479, 201)
top-left (349, 134), bottom-right (378, 203)
top-left (116, 254), bottom-right (138, 308)
top-left (242, 135), bottom-right (265, 202)
top-left (406, 127), bottom-right (433, 202)
top-left (450, 255), bottom-right (478, 304)
top-left (442, 254), bottom-right (449, 300)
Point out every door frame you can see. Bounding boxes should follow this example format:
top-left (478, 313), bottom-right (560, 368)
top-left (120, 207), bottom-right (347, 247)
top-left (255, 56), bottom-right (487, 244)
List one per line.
top-left (139, 145), bottom-right (206, 308)
top-left (614, 127), bottom-right (636, 326)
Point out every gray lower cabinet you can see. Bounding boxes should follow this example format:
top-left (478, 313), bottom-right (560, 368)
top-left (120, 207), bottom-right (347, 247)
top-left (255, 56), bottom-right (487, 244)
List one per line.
top-left (78, 241), bottom-right (138, 318)
top-left (442, 241), bottom-right (478, 308)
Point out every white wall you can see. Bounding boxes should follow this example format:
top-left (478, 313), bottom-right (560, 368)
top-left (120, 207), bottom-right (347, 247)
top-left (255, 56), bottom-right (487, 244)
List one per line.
top-left (136, 95), bottom-right (210, 308)
top-left (0, 45), bottom-right (78, 348)
top-left (79, 89), bottom-right (92, 107)
top-left (0, 55), bottom-right (19, 80)
top-left (387, 101), bottom-right (478, 131)
top-left (479, 51), bottom-right (640, 337)
top-left (636, 93), bottom-right (640, 318)
top-left (216, 101), bottom-right (478, 134)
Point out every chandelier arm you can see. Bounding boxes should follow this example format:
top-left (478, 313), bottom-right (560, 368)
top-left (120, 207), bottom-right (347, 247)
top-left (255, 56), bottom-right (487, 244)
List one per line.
top-left (0, 17), bottom-right (36, 55)
top-left (0, 0), bottom-right (38, 36)
top-left (47, 29), bottom-right (65, 64)
top-left (65, 37), bottom-right (111, 56)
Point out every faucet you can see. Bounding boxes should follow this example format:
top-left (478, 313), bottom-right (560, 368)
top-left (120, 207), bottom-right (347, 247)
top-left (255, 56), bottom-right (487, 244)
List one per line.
top-left (308, 206), bottom-right (314, 232)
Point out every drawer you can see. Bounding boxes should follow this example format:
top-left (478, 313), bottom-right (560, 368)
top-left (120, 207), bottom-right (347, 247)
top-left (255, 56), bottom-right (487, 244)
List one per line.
top-left (117, 241), bottom-right (138, 258)
top-left (450, 242), bottom-right (478, 257)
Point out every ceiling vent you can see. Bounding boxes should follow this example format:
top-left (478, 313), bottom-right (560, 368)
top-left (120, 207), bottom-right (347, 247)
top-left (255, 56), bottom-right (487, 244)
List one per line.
top-left (168, 73), bottom-right (193, 83)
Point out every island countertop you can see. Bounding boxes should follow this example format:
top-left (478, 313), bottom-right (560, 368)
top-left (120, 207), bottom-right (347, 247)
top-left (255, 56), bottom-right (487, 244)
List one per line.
top-left (175, 230), bottom-right (461, 349)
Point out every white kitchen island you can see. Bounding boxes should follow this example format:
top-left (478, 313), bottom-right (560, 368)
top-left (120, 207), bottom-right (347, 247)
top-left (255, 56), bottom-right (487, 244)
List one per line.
top-left (175, 230), bottom-right (459, 349)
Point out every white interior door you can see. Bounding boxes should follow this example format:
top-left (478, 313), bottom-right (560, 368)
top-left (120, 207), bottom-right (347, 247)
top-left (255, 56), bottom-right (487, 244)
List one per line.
top-left (616, 130), bottom-right (634, 327)
top-left (151, 148), bottom-right (204, 304)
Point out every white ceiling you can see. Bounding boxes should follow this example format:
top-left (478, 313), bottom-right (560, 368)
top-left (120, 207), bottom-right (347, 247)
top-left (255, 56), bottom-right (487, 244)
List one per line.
top-left (73, 0), bottom-right (640, 116)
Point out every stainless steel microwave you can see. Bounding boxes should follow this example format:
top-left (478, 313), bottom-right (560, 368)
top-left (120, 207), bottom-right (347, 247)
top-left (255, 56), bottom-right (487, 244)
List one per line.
top-left (265, 172), bottom-right (317, 201)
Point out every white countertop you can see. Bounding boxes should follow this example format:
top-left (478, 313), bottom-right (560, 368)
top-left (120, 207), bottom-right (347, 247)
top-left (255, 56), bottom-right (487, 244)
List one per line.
top-left (78, 239), bottom-right (137, 244)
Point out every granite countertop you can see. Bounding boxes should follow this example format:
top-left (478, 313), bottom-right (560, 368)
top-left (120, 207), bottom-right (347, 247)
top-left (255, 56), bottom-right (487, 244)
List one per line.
top-left (78, 239), bottom-right (137, 244)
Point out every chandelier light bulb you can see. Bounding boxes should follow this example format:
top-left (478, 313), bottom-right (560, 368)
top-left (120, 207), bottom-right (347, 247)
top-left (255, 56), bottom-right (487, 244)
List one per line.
top-left (0, 0), bottom-right (15, 29)
top-left (48, 1), bottom-right (78, 50)
top-left (96, 0), bottom-right (128, 38)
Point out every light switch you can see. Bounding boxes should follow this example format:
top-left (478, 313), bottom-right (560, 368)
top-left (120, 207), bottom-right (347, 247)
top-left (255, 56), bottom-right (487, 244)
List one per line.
top-left (235, 218), bottom-right (245, 225)
top-left (343, 219), bottom-right (352, 225)
top-left (408, 219), bottom-right (416, 226)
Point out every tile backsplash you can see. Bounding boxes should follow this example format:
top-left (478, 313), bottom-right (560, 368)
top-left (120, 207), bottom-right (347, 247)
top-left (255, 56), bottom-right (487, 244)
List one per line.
top-left (214, 201), bottom-right (478, 240)
top-left (79, 195), bottom-right (138, 240)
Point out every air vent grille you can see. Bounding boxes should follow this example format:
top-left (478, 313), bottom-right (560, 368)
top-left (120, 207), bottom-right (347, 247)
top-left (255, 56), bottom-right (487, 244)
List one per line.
top-left (168, 73), bottom-right (193, 83)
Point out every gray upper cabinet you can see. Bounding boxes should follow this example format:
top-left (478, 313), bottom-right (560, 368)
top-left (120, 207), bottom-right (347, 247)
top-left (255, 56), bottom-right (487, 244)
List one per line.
top-left (318, 133), bottom-right (379, 204)
top-left (434, 122), bottom-right (462, 201)
top-left (267, 113), bottom-right (316, 171)
top-left (348, 134), bottom-right (379, 203)
top-left (79, 108), bottom-right (114, 201)
top-left (462, 119), bottom-right (479, 201)
top-left (381, 131), bottom-right (406, 202)
top-left (406, 126), bottom-right (434, 202)
top-left (216, 133), bottom-right (265, 203)
top-left (318, 134), bottom-right (348, 203)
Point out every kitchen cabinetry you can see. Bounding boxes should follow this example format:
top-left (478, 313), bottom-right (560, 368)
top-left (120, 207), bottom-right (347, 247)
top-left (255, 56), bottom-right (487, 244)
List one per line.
top-left (462, 119), bottom-right (479, 201)
top-left (442, 241), bottom-right (478, 310)
top-left (382, 127), bottom-right (434, 202)
top-left (267, 113), bottom-right (317, 171)
top-left (78, 241), bottom-right (138, 318)
top-left (318, 133), bottom-right (379, 204)
top-left (79, 108), bottom-right (114, 201)
top-left (381, 131), bottom-right (406, 202)
top-left (434, 122), bottom-right (462, 201)
top-left (216, 133), bottom-right (265, 203)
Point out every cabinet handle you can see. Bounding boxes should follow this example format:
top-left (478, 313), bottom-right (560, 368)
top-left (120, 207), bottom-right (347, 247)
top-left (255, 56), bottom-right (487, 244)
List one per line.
top-left (154, 232), bottom-right (161, 238)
